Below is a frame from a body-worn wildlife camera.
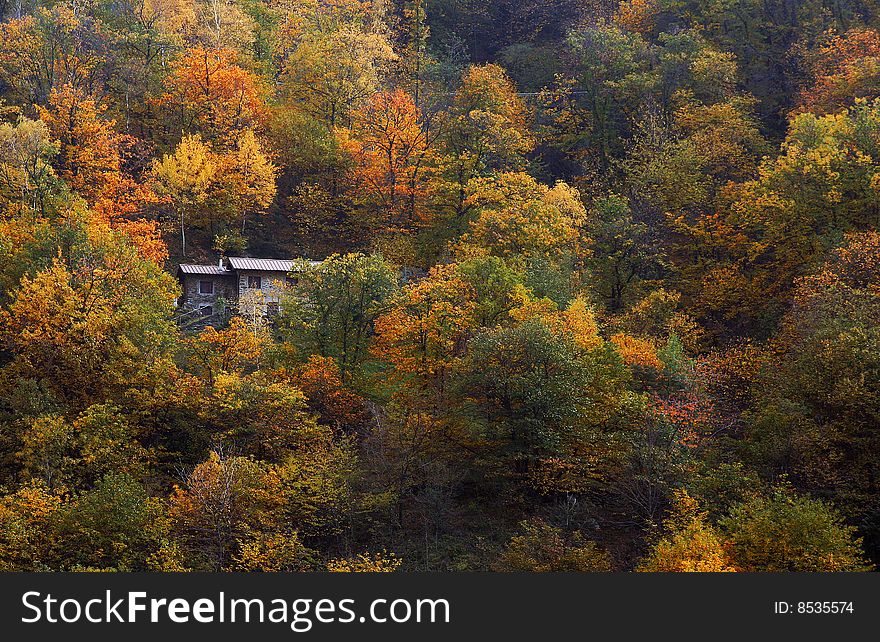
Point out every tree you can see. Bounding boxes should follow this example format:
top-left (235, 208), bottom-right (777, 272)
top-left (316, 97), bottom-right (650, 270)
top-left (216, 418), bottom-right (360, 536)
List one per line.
top-left (433, 64), bottom-right (535, 228)
top-left (615, 0), bottom-right (661, 36)
top-left (395, 0), bottom-right (432, 105)
top-left (423, 0), bottom-right (585, 64)
top-left (152, 133), bottom-right (218, 256)
top-left (453, 255), bottom-right (526, 329)
top-left (184, 316), bottom-right (264, 386)
top-left (696, 99), bottom-right (880, 331)
top-left (203, 372), bottom-right (328, 463)
top-left (159, 47), bottom-right (266, 145)
top-left (457, 314), bottom-right (627, 486)
top-left (37, 85), bottom-right (124, 206)
top-left (637, 490), bottom-right (736, 572)
top-left (291, 355), bottom-right (370, 433)
top-left (372, 263), bottom-right (475, 402)
top-left (0, 6), bottom-right (112, 107)
top-left (195, 0), bottom-right (256, 52)
top-left (673, 98), bottom-right (768, 186)
top-left (618, 98), bottom-right (767, 228)
top-left (221, 128), bottom-right (278, 234)
top-left (168, 451), bottom-right (281, 571)
top-left (16, 414), bottom-right (74, 491)
top-left (720, 490), bottom-right (871, 572)
top-left (35, 84), bottom-right (165, 262)
top-left (745, 232), bottom-right (880, 532)
top-left (16, 403), bottom-right (151, 492)
top-left (0, 116), bottom-right (57, 214)
top-left (152, 128), bottom-right (276, 254)
top-left (551, 20), bottom-right (650, 170)
top-left (267, 103), bottom-right (356, 254)
top-left (0, 221), bottom-right (179, 408)
top-left (231, 530), bottom-right (316, 571)
top-left (546, 21), bottom-right (748, 179)
top-left (337, 89), bottom-right (434, 232)
top-left (72, 404), bottom-right (151, 486)
top-left (0, 483), bottom-right (62, 571)
top-left (273, 429), bottom-right (358, 537)
top-left (281, 12), bottom-right (397, 129)
top-left (326, 551), bottom-right (401, 572)
top-left (2, 0), bottom-right (880, 577)
top-left (493, 518), bottom-right (612, 572)
top-left (282, 253), bottom-right (399, 383)
top-left (586, 194), bottom-right (664, 311)
top-left (795, 28), bottom-right (880, 116)
top-left (610, 332), bottom-right (663, 371)
top-left (51, 473), bottom-right (168, 571)
top-left (615, 0), bottom-right (869, 133)
top-left (457, 173), bottom-right (587, 265)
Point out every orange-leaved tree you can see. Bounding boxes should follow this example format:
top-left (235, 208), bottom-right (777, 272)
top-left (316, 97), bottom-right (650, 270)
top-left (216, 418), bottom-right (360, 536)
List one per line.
top-left (38, 84), bottom-right (167, 263)
top-left (337, 89), bottom-right (434, 233)
top-left (159, 47), bottom-right (266, 146)
top-left (372, 263), bottom-right (476, 403)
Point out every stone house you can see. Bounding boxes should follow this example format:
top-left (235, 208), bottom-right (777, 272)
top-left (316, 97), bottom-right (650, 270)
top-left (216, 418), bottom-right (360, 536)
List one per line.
top-left (176, 256), bottom-right (318, 328)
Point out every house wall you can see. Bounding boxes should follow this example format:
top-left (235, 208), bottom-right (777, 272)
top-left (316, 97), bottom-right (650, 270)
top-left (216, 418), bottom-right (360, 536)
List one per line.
top-left (236, 270), bottom-right (290, 313)
top-left (176, 267), bottom-right (296, 331)
top-left (180, 275), bottom-right (235, 313)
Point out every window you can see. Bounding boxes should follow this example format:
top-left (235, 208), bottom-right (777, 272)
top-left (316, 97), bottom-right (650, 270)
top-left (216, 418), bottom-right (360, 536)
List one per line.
top-left (248, 275), bottom-right (262, 289)
top-left (267, 302), bottom-right (280, 317)
top-left (198, 280), bottom-right (214, 295)
top-left (199, 305), bottom-right (213, 317)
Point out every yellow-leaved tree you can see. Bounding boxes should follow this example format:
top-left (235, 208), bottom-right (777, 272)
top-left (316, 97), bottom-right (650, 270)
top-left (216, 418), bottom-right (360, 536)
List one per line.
top-left (638, 490), bottom-right (737, 572)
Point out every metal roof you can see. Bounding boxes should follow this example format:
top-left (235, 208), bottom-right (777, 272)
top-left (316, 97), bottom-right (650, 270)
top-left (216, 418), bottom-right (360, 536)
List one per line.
top-left (177, 264), bottom-right (232, 276)
top-left (226, 257), bottom-right (318, 272)
top-left (177, 257), bottom-right (321, 276)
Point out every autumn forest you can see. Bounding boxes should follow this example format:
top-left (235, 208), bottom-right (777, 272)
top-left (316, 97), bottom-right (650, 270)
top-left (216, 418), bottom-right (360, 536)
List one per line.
top-left (1, 0), bottom-right (879, 572)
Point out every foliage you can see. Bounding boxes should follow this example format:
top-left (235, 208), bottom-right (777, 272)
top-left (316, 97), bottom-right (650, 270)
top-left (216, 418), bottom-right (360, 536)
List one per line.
top-left (282, 253), bottom-right (399, 383)
top-left (493, 519), bottom-right (613, 572)
top-left (159, 47), bottom-right (266, 145)
top-left (720, 490), bottom-right (871, 572)
top-left (0, 0), bottom-right (879, 573)
top-left (327, 551), bottom-right (401, 572)
top-left (637, 490), bottom-right (736, 572)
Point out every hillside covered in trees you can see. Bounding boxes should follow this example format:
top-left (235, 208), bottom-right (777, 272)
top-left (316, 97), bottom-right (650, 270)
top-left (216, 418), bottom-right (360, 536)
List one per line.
top-left (1, 0), bottom-right (880, 572)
